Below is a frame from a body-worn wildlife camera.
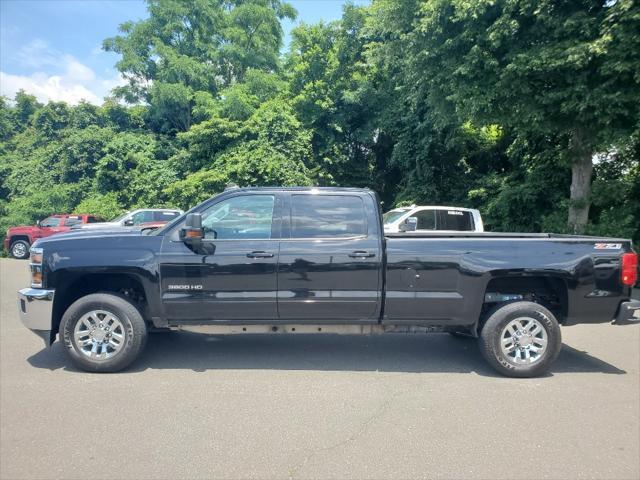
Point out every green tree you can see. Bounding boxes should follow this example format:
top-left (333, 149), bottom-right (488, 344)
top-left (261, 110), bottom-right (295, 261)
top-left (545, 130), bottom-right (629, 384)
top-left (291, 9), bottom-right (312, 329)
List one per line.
top-left (104, 0), bottom-right (296, 102)
top-left (372, 0), bottom-right (640, 233)
top-left (13, 90), bottom-right (41, 127)
top-left (74, 192), bottom-right (124, 221)
top-left (286, 5), bottom-right (381, 188)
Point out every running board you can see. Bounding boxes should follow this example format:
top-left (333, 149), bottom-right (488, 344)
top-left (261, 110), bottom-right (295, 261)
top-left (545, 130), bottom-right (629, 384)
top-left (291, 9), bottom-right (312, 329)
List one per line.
top-left (171, 324), bottom-right (447, 335)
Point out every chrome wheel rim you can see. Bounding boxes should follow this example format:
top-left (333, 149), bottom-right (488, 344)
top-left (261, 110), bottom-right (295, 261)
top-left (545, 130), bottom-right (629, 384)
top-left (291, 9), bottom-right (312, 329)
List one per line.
top-left (73, 310), bottom-right (125, 360)
top-left (12, 242), bottom-right (27, 258)
top-left (500, 317), bottom-right (548, 364)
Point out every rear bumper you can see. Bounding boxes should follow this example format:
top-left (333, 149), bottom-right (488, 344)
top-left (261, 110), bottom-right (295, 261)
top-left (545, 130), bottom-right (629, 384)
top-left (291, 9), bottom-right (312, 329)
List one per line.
top-left (17, 288), bottom-right (55, 346)
top-left (3, 237), bottom-right (9, 251)
top-left (613, 299), bottom-right (640, 325)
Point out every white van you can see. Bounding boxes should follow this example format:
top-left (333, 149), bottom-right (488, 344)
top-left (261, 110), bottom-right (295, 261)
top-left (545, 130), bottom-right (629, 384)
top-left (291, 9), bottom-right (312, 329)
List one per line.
top-left (383, 205), bottom-right (484, 233)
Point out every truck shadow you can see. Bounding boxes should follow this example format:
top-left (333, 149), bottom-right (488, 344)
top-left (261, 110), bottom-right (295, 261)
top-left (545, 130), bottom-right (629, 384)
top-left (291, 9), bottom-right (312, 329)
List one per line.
top-left (27, 332), bottom-right (626, 377)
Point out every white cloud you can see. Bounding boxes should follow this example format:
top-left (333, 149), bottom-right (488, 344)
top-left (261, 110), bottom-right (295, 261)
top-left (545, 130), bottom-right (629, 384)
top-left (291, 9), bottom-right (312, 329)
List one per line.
top-left (1, 39), bottom-right (125, 105)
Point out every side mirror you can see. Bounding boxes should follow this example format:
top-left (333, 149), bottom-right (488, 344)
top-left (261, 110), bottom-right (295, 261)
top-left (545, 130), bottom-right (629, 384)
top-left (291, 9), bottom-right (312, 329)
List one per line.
top-left (123, 219), bottom-right (134, 227)
top-left (36, 220), bottom-right (41, 227)
top-left (180, 213), bottom-right (204, 244)
top-left (399, 216), bottom-right (418, 232)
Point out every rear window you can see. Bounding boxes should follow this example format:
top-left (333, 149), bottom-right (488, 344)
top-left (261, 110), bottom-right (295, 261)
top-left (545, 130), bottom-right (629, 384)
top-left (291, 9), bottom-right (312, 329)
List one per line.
top-left (437, 210), bottom-right (474, 231)
top-left (64, 216), bottom-right (83, 227)
top-left (414, 210), bottom-right (436, 230)
top-left (290, 195), bottom-right (366, 238)
top-left (152, 211), bottom-right (180, 222)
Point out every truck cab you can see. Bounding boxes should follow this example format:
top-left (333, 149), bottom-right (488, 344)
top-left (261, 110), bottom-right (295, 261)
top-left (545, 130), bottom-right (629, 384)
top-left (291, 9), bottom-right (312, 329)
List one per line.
top-left (383, 205), bottom-right (483, 233)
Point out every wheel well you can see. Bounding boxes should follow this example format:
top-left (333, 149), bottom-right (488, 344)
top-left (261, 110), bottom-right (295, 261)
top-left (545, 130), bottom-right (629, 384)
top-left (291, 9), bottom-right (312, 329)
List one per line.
top-left (52, 273), bottom-right (148, 333)
top-left (9, 235), bottom-right (30, 245)
top-left (481, 276), bottom-right (568, 327)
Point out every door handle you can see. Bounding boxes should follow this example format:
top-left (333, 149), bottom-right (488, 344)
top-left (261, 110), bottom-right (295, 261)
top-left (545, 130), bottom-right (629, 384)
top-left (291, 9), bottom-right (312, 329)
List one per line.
top-left (246, 251), bottom-right (274, 258)
top-left (348, 250), bottom-right (375, 258)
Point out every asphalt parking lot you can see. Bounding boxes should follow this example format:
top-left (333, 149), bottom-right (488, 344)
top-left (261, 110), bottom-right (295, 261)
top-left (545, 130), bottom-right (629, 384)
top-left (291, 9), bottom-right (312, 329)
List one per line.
top-left (1, 258), bottom-right (639, 480)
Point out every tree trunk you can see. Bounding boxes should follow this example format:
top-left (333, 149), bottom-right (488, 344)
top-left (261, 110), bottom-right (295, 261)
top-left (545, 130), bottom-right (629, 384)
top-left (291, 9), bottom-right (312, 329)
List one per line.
top-left (567, 130), bottom-right (594, 235)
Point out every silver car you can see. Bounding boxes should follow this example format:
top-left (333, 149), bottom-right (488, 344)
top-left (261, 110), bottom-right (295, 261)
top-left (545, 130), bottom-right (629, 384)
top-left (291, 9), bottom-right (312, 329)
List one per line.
top-left (71, 208), bottom-right (183, 230)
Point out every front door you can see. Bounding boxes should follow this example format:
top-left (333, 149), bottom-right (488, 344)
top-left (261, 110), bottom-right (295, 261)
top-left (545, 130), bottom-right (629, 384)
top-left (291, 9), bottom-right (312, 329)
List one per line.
top-left (159, 193), bottom-right (280, 323)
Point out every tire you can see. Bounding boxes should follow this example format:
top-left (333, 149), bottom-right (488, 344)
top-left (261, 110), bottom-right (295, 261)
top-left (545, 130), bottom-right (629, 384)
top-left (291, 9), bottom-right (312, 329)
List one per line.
top-left (478, 301), bottom-right (562, 378)
top-left (10, 239), bottom-right (30, 259)
top-left (60, 293), bottom-right (147, 373)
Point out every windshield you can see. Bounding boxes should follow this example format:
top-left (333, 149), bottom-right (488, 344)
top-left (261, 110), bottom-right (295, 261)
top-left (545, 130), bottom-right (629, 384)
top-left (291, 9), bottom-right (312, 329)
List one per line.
top-left (110, 211), bottom-right (131, 223)
top-left (383, 209), bottom-right (409, 224)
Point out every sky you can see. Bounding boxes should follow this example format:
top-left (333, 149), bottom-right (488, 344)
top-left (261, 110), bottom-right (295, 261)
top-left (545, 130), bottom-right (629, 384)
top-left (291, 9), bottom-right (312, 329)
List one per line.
top-left (0, 0), bottom-right (369, 105)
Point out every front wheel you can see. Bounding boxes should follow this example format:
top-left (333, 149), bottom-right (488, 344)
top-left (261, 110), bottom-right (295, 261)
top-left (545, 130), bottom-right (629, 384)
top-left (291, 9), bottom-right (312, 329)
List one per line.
top-left (479, 301), bottom-right (562, 378)
top-left (10, 239), bottom-right (30, 259)
top-left (60, 293), bottom-right (147, 372)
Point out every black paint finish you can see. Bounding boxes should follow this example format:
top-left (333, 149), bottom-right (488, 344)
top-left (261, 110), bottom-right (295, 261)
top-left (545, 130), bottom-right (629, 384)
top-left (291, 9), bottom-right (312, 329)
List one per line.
top-left (33, 187), bottom-right (635, 335)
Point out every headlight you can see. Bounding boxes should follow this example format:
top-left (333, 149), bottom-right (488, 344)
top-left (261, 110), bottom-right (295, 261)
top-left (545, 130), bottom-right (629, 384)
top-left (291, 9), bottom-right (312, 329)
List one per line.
top-left (29, 247), bottom-right (43, 288)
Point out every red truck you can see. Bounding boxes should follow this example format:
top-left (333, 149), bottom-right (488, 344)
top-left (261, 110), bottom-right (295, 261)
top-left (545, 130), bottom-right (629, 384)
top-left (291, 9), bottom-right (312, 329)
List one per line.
top-left (4, 214), bottom-right (101, 259)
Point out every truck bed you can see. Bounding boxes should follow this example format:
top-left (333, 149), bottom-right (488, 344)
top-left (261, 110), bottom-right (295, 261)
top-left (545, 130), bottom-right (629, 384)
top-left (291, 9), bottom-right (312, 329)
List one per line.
top-left (385, 231), bottom-right (631, 241)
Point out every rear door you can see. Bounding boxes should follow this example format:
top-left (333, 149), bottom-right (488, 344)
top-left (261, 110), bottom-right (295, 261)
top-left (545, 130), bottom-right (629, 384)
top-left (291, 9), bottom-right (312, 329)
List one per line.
top-left (277, 192), bottom-right (382, 322)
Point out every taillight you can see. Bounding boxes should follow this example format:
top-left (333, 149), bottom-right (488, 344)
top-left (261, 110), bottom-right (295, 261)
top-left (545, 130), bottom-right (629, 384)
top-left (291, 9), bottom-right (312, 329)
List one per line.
top-left (621, 253), bottom-right (638, 286)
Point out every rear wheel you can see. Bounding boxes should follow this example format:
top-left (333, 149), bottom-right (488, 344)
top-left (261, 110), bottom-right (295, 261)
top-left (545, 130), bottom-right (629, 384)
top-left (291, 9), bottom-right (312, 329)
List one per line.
top-left (479, 301), bottom-right (562, 378)
top-left (10, 239), bottom-right (30, 259)
top-left (60, 293), bottom-right (147, 372)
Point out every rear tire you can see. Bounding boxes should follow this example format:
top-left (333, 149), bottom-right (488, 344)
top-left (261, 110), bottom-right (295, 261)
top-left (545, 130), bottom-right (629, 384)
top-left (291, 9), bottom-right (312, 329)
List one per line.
top-left (60, 293), bottom-right (147, 372)
top-left (479, 301), bottom-right (562, 378)
top-left (10, 239), bottom-right (30, 259)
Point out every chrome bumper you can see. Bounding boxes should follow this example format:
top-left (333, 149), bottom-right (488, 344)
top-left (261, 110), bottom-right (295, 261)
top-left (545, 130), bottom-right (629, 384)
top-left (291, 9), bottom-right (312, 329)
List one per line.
top-left (613, 299), bottom-right (640, 325)
top-left (17, 288), bottom-right (55, 346)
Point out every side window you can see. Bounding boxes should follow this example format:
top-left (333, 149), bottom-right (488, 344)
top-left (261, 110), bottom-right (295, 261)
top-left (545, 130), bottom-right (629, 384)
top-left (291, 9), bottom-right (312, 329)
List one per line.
top-left (64, 216), bottom-right (82, 227)
top-left (131, 211), bottom-right (153, 225)
top-left (438, 210), bottom-right (474, 231)
top-left (201, 195), bottom-right (275, 240)
top-left (39, 217), bottom-right (61, 227)
top-left (87, 216), bottom-right (99, 223)
top-left (153, 211), bottom-right (180, 222)
top-left (414, 210), bottom-right (436, 230)
top-left (290, 195), bottom-right (366, 238)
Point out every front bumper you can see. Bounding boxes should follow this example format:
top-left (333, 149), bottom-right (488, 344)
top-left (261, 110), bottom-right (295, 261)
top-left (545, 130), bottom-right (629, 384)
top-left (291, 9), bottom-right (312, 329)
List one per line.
top-left (17, 288), bottom-right (55, 346)
top-left (613, 299), bottom-right (640, 325)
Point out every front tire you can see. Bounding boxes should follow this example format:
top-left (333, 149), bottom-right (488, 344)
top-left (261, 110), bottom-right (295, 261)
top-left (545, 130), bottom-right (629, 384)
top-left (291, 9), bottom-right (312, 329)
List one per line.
top-left (60, 293), bottom-right (147, 372)
top-left (479, 301), bottom-right (562, 378)
top-left (10, 239), bottom-right (30, 259)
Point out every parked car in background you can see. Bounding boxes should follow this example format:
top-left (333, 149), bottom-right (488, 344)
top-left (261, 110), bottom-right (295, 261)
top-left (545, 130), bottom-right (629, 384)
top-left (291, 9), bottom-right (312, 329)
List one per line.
top-left (383, 205), bottom-right (484, 233)
top-left (71, 208), bottom-right (183, 231)
top-left (4, 214), bottom-right (102, 259)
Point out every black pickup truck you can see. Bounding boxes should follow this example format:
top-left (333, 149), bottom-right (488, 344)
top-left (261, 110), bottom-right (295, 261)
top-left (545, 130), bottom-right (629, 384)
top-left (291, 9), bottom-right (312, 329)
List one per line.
top-left (17, 187), bottom-right (639, 377)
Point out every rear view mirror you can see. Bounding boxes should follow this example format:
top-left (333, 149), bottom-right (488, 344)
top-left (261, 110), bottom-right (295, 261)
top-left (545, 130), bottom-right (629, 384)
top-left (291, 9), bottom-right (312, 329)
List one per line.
top-left (399, 216), bottom-right (418, 232)
top-left (180, 213), bottom-right (204, 244)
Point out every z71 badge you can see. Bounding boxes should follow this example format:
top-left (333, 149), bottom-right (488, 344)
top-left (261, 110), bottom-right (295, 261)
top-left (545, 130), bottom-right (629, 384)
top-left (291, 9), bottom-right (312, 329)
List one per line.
top-left (594, 243), bottom-right (622, 250)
